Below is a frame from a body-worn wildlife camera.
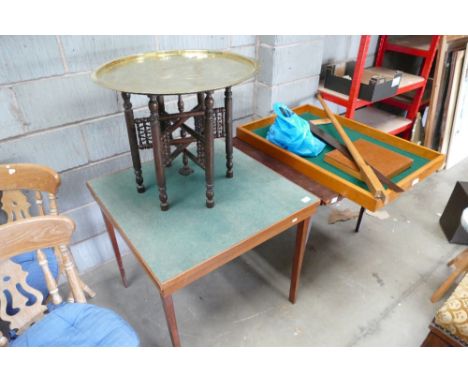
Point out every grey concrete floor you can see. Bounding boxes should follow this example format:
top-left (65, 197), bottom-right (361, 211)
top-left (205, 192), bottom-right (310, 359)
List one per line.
top-left (82, 157), bottom-right (468, 346)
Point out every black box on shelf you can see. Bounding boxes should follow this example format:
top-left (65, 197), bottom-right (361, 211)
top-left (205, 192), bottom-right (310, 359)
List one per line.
top-left (324, 62), bottom-right (402, 102)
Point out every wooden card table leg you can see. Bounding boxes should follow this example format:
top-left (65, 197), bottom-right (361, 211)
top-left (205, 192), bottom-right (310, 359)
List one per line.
top-left (224, 87), bottom-right (233, 178)
top-left (148, 95), bottom-right (169, 211)
top-left (204, 91), bottom-right (215, 208)
top-left (289, 217), bottom-right (312, 304)
top-left (101, 211), bottom-right (128, 288)
top-left (161, 294), bottom-right (181, 347)
top-left (122, 92), bottom-right (145, 193)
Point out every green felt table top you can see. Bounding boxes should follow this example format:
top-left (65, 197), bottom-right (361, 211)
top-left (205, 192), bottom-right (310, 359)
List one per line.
top-left (253, 112), bottom-right (430, 192)
top-left (88, 140), bottom-right (319, 284)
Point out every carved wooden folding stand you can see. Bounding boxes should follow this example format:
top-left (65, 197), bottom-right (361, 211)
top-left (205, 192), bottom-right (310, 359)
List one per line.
top-left (122, 90), bottom-right (231, 210)
top-left (92, 50), bottom-right (257, 210)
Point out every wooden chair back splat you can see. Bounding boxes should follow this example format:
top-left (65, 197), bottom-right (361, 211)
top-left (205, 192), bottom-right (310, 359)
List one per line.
top-left (0, 216), bottom-right (77, 344)
top-left (0, 163), bottom-right (95, 302)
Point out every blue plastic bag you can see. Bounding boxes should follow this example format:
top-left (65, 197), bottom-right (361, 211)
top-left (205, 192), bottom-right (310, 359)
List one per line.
top-left (267, 103), bottom-right (326, 157)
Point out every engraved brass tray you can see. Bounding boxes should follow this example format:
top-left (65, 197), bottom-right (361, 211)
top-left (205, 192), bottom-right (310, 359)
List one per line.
top-left (92, 50), bottom-right (258, 95)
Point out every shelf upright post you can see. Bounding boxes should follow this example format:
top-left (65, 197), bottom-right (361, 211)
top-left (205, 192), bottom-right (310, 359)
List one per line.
top-left (346, 35), bottom-right (371, 119)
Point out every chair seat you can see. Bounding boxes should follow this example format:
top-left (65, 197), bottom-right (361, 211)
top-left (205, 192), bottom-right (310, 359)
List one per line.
top-left (10, 303), bottom-right (139, 347)
top-left (435, 273), bottom-right (468, 344)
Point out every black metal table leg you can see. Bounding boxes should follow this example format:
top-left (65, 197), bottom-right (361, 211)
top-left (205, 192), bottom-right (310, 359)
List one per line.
top-left (122, 92), bottom-right (145, 193)
top-left (224, 87), bottom-right (233, 178)
top-left (355, 206), bottom-right (366, 233)
top-left (204, 91), bottom-right (215, 208)
top-left (148, 95), bottom-right (169, 211)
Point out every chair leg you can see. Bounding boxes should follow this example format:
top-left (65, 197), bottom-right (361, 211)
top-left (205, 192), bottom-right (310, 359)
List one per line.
top-left (431, 249), bottom-right (468, 303)
top-left (81, 280), bottom-right (96, 298)
top-left (448, 249), bottom-right (468, 266)
top-left (431, 269), bottom-right (466, 303)
top-left (55, 245), bottom-right (96, 300)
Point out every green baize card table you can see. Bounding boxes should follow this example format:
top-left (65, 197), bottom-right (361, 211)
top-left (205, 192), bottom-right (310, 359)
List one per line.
top-left (87, 140), bottom-right (319, 346)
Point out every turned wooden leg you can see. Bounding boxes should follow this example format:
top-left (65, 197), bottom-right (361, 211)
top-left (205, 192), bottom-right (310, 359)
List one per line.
top-left (431, 249), bottom-right (468, 303)
top-left (101, 210), bottom-right (128, 288)
top-left (161, 294), bottom-right (181, 347)
top-left (204, 91), bottom-right (215, 208)
top-left (177, 95), bottom-right (193, 176)
top-left (122, 92), bottom-right (145, 193)
top-left (224, 87), bottom-right (233, 178)
top-left (148, 95), bottom-right (169, 211)
top-left (289, 217), bottom-right (312, 304)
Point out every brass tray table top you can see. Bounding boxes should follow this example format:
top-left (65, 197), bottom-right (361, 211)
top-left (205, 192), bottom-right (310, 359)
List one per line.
top-left (91, 50), bottom-right (258, 210)
top-left (91, 50), bottom-right (258, 95)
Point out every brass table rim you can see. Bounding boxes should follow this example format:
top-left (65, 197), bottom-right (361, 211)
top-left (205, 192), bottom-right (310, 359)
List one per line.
top-left (91, 49), bottom-right (259, 95)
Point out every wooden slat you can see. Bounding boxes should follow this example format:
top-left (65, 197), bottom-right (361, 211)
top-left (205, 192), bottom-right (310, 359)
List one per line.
top-left (387, 35), bottom-right (433, 51)
top-left (317, 94), bottom-right (386, 201)
top-left (424, 35), bottom-right (468, 148)
top-left (324, 139), bottom-right (413, 180)
top-left (0, 216), bottom-right (75, 259)
top-left (353, 106), bottom-right (412, 134)
top-left (439, 50), bottom-right (465, 155)
top-left (0, 163), bottom-right (60, 194)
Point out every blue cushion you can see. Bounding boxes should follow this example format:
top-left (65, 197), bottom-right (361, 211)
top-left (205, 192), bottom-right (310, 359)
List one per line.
top-left (10, 303), bottom-right (139, 347)
top-left (11, 248), bottom-right (59, 301)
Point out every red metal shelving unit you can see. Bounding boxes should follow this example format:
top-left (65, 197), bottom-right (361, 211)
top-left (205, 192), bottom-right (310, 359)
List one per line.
top-left (319, 35), bottom-right (440, 139)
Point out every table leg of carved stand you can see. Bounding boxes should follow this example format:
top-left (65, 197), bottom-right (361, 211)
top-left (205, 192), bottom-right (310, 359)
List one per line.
top-left (224, 87), bottom-right (234, 178)
top-left (157, 96), bottom-right (172, 168)
top-left (148, 95), bottom-right (169, 211)
top-left (122, 92), bottom-right (145, 193)
top-left (204, 91), bottom-right (215, 208)
top-left (178, 95), bottom-right (193, 176)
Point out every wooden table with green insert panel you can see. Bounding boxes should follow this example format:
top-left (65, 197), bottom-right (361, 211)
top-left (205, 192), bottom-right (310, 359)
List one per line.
top-left (237, 104), bottom-right (445, 232)
top-left (87, 140), bottom-right (319, 346)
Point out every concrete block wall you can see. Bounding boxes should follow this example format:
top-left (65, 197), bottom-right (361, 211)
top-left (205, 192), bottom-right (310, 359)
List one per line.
top-left (0, 35), bottom-right (256, 273)
top-left (255, 35), bottom-right (379, 117)
top-left (0, 35), bottom-right (377, 274)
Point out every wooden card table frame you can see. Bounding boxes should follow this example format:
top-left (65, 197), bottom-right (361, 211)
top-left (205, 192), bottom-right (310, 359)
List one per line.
top-left (237, 104), bottom-right (445, 231)
top-left (87, 141), bottom-right (319, 346)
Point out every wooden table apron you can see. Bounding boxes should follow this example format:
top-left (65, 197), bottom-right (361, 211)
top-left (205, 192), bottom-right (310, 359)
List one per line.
top-left (92, 192), bottom-right (316, 297)
top-left (86, 142), bottom-right (319, 346)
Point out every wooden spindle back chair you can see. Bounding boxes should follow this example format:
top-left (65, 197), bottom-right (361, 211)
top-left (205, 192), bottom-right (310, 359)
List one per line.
top-left (0, 216), bottom-right (82, 347)
top-left (0, 163), bottom-right (95, 302)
